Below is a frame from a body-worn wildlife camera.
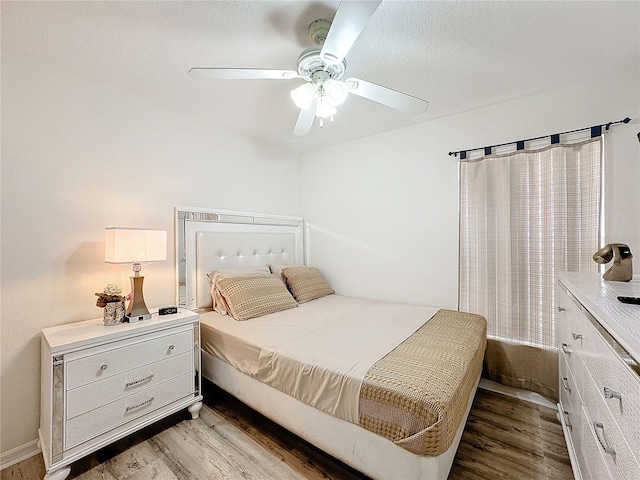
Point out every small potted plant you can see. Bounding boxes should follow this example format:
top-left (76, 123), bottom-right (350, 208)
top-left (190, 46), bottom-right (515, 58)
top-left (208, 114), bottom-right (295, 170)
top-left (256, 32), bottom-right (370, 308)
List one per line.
top-left (96, 283), bottom-right (130, 326)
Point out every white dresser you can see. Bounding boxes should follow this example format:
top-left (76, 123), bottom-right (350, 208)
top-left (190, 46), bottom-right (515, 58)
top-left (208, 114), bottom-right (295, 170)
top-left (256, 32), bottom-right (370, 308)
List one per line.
top-left (39, 309), bottom-right (202, 480)
top-left (557, 272), bottom-right (640, 480)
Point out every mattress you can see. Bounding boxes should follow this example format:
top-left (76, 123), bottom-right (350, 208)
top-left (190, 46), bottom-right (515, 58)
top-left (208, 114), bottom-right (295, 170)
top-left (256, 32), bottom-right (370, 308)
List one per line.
top-left (200, 294), bottom-right (440, 423)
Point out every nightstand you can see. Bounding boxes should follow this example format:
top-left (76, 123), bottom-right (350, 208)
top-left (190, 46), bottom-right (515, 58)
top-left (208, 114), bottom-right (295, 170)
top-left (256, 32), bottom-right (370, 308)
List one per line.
top-left (39, 309), bottom-right (202, 480)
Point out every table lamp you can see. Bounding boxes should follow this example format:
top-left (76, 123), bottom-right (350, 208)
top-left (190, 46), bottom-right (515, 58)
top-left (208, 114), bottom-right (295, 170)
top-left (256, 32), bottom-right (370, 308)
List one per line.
top-left (105, 227), bottom-right (167, 321)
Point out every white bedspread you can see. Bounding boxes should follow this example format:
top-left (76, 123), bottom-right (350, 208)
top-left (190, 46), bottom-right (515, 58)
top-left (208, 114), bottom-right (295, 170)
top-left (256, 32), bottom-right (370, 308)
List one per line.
top-left (200, 294), bottom-right (439, 423)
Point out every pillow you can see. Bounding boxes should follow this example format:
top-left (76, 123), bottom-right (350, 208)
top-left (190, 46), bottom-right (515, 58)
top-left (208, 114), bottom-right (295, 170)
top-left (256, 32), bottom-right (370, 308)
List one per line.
top-left (281, 266), bottom-right (334, 304)
top-left (209, 266), bottom-right (272, 315)
top-left (269, 263), bottom-right (303, 278)
top-left (207, 265), bottom-right (271, 283)
top-left (217, 274), bottom-right (298, 320)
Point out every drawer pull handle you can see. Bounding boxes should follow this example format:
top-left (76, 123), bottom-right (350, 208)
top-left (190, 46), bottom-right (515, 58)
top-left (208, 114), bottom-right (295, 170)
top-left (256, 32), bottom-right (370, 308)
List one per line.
top-left (100, 364), bottom-right (108, 371)
top-left (594, 422), bottom-right (616, 456)
top-left (561, 343), bottom-right (571, 355)
top-left (603, 387), bottom-right (622, 401)
top-left (561, 377), bottom-right (571, 392)
top-left (168, 344), bottom-right (175, 351)
top-left (125, 396), bottom-right (155, 413)
top-left (563, 410), bottom-right (572, 428)
top-left (125, 373), bottom-right (155, 388)
top-left (558, 307), bottom-right (566, 312)
top-left (571, 333), bottom-right (583, 340)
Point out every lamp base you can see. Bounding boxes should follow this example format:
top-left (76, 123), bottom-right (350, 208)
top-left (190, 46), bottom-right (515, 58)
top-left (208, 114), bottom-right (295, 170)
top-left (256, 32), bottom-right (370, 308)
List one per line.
top-left (126, 275), bottom-right (152, 322)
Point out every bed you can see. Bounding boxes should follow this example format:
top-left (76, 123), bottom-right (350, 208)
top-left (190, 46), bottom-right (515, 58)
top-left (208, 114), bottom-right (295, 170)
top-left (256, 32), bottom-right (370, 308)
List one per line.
top-left (176, 207), bottom-right (486, 480)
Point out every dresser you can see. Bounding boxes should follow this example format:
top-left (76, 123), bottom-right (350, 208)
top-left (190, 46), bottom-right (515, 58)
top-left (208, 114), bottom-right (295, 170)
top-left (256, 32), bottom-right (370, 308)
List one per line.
top-left (557, 272), bottom-right (640, 480)
top-left (39, 309), bottom-right (202, 480)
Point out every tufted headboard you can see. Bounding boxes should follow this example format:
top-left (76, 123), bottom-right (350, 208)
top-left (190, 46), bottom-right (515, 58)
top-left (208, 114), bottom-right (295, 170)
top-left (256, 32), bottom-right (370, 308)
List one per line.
top-left (175, 207), bottom-right (304, 310)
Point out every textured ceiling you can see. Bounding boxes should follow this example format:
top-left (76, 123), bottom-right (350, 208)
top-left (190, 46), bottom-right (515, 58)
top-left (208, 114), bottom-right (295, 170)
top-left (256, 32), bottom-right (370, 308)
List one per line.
top-left (3, 1), bottom-right (639, 152)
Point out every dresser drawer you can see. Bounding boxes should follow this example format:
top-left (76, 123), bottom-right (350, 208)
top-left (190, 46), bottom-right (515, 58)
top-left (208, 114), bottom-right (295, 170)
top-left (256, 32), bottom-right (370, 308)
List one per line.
top-left (579, 405), bottom-right (613, 480)
top-left (67, 350), bottom-right (193, 419)
top-left (582, 367), bottom-right (640, 480)
top-left (580, 318), bottom-right (622, 403)
top-left (557, 286), bottom-right (573, 346)
top-left (65, 371), bottom-right (194, 449)
top-left (559, 355), bottom-right (586, 475)
top-left (560, 353), bottom-right (581, 412)
top-left (580, 322), bottom-right (640, 462)
top-left (558, 287), bottom-right (584, 385)
top-left (611, 368), bottom-right (640, 462)
top-left (66, 327), bottom-right (193, 389)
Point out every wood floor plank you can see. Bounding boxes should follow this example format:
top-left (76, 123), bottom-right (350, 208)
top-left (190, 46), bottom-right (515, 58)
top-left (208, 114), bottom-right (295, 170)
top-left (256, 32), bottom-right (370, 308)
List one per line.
top-left (1, 385), bottom-right (573, 480)
top-left (0, 455), bottom-right (46, 480)
top-left (124, 458), bottom-right (178, 480)
top-left (96, 440), bottom-right (161, 479)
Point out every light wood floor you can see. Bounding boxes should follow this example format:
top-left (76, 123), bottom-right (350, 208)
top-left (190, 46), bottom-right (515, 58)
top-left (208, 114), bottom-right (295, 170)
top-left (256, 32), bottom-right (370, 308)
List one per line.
top-left (1, 382), bottom-right (572, 480)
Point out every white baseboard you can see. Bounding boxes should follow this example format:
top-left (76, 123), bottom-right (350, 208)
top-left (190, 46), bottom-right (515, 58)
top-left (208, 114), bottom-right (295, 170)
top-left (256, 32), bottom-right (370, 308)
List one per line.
top-left (479, 378), bottom-right (556, 409)
top-left (0, 439), bottom-right (41, 471)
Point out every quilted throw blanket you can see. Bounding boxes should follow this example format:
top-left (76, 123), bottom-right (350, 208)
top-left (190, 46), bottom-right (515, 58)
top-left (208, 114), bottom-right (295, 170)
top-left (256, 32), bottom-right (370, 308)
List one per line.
top-left (358, 309), bottom-right (487, 456)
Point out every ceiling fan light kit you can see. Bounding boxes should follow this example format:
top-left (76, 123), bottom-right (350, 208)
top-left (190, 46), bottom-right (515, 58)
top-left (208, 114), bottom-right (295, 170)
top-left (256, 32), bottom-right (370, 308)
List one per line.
top-left (290, 71), bottom-right (349, 120)
top-left (189, 0), bottom-right (428, 136)
top-left (290, 83), bottom-right (317, 110)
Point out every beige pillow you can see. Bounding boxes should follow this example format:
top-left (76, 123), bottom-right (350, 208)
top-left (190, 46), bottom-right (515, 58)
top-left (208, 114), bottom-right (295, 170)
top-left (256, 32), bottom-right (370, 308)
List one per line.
top-left (270, 263), bottom-right (303, 278)
top-left (281, 266), bottom-right (334, 304)
top-left (217, 274), bottom-right (298, 320)
top-left (209, 266), bottom-right (272, 315)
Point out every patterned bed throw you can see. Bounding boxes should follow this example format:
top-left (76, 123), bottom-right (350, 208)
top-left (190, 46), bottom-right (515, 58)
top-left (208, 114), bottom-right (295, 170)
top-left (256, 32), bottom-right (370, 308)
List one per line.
top-left (358, 309), bottom-right (486, 456)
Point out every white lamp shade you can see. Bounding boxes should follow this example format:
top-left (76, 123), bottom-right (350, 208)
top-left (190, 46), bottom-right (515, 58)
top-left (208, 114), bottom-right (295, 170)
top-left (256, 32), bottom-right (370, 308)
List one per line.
top-left (324, 79), bottom-right (349, 106)
top-left (105, 228), bottom-right (167, 264)
top-left (290, 83), bottom-right (317, 110)
top-left (315, 95), bottom-right (337, 118)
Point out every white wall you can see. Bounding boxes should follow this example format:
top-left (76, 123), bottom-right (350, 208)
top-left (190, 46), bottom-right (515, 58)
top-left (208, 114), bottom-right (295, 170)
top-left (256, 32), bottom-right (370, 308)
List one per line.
top-left (301, 67), bottom-right (640, 308)
top-left (0, 52), bottom-right (302, 454)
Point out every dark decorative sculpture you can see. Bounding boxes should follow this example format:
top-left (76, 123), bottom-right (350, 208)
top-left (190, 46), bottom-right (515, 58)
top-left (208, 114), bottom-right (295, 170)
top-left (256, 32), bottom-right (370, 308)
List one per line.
top-left (593, 243), bottom-right (633, 282)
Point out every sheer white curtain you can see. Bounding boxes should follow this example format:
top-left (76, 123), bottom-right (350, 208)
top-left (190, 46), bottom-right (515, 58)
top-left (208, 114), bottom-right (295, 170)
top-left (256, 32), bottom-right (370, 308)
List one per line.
top-left (459, 137), bottom-right (602, 398)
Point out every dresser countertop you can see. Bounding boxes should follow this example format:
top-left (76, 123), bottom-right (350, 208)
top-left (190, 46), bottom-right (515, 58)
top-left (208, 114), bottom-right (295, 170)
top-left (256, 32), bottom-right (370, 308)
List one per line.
top-left (41, 308), bottom-right (198, 353)
top-left (558, 272), bottom-right (640, 363)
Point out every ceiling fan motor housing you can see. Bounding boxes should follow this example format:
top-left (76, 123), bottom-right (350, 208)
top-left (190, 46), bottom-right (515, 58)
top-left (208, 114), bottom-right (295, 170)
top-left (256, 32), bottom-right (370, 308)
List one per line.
top-left (309, 19), bottom-right (331, 45)
top-left (297, 47), bottom-right (346, 81)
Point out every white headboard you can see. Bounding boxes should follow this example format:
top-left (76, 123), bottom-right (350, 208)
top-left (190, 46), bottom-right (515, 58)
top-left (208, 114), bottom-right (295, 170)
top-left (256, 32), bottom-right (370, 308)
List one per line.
top-left (175, 207), bottom-right (304, 310)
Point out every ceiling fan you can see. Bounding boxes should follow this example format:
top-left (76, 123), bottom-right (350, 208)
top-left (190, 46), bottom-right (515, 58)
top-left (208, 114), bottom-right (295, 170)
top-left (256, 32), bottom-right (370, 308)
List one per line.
top-left (189, 1), bottom-right (429, 136)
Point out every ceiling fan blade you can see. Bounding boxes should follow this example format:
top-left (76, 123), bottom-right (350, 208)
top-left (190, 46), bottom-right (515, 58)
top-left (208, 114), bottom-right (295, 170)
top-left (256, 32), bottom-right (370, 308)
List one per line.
top-left (189, 68), bottom-right (299, 80)
top-left (320, 0), bottom-right (382, 65)
top-left (346, 78), bottom-right (429, 114)
top-left (293, 107), bottom-right (316, 136)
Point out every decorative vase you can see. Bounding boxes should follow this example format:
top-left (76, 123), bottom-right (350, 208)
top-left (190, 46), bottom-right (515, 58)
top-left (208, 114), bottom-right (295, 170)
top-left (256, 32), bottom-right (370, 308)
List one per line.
top-left (103, 301), bottom-right (126, 326)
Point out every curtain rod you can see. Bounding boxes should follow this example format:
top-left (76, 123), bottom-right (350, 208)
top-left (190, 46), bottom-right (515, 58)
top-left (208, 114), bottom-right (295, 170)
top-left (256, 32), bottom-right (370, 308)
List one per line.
top-left (448, 117), bottom-right (631, 160)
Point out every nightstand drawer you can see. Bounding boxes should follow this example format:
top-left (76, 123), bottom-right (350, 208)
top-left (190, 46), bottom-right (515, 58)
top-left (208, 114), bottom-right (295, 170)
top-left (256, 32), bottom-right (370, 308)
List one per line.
top-left (65, 371), bottom-right (194, 449)
top-left (67, 350), bottom-right (193, 419)
top-left (66, 327), bottom-right (193, 389)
